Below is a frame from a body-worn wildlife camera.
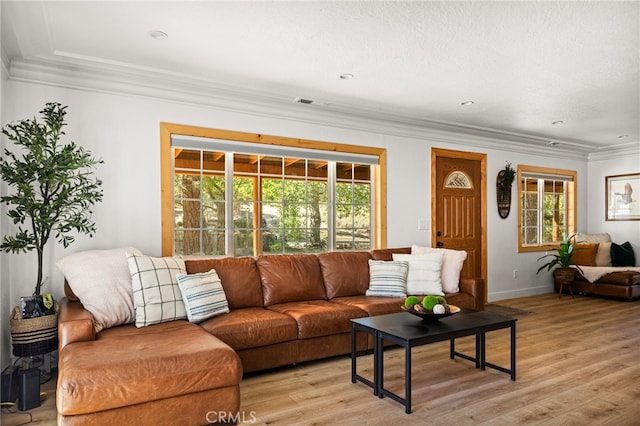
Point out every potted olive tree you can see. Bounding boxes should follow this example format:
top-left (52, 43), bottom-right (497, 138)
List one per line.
top-left (537, 234), bottom-right (584, 297)
top-left (1, 102), bottom-right (103, 356)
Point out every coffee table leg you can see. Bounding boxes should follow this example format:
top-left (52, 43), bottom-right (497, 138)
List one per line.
top-left (351, 324), bottom-right (356, 383)
top-left (479, 332), bottom-right (486, 370)
top-left (510, 323), bottom-right (517, 381)
top-left (405, 345), bottom-right (412, 414)
top-left (377, 332), bottom-right (384, 398)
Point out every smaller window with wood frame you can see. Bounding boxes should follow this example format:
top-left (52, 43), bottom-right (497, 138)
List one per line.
top-left (517, 165), bottom-right (577, 252)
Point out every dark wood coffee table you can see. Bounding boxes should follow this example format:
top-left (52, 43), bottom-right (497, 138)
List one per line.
top-left (351, 310), bottom-right (516, 413)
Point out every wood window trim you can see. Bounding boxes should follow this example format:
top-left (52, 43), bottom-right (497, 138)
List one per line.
top-left (160, 122), bottom-right (387, 256)
top-left (517, 164), bottom-right (577, 253)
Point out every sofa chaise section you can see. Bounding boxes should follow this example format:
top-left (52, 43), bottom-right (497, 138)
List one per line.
top-left (57, 306), bottom-right (242, 425)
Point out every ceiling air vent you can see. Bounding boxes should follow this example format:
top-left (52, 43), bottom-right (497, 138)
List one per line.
top-left (295, 97), bottom-right (313, 105)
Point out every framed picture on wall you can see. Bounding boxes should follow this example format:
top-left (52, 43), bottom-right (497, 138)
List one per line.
top-left (606, 173), bottom-right (640, 221)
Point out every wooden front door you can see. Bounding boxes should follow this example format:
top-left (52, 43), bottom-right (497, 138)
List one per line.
top-left (431, 148), bottom-right (486, 299)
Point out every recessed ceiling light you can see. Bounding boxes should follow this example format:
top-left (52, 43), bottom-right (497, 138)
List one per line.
top-left (460, 101), bottom-right (475, 106)
top-left (551, 120), bottom-right (564, 125)
top-left (148, 30), bottom-right (168, 40)
top-left (339, 73), bottom-right (354, 80)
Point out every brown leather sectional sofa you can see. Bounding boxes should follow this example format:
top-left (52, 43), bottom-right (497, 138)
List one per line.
top-left (57, 248), bottom-right (485, 425)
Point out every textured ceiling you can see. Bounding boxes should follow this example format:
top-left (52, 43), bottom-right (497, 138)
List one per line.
top-left (2, 1), bottom-right (639, 153)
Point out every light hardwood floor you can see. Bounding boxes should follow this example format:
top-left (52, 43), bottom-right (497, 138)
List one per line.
top-left (3, 293), bottom-right (639, 425)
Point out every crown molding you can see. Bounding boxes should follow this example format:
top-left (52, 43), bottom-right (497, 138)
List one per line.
top-left (588, 142), bottom-right (640, 162)
top-left (7, 55), bottom-right (624, 161)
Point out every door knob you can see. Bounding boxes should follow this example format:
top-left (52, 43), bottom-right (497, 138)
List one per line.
top-left (436, 231), bottom-right (442, 236)
top-left (436, 241), bottom-right (444, 247)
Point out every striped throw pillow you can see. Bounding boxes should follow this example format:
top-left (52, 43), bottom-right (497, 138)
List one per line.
top-left (176, 270), bottom-right (229, 323)
top-left (365, 260), bottom-right (409, 298)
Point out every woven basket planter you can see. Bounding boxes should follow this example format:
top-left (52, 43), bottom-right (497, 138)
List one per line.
top-left (10, 301), bottom-right (59, 357)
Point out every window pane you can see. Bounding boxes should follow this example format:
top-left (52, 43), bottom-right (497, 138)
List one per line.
top-left (308, 160), bottom-right (328, 179)
top-left (308, 181), bottom-right (328, 202)
top-left (203, 200), bottom-right (224, 227)
top-left (354, 205), bottom-right (371, 228)
top-left (262, 229), bottom-right (282, 254)
top-left (234, 153), bottom-right (257, 174)
top-left (336, 229), bottom-right (354, 250)
top-left (306, 203), bottom-right (329, 228)
top-left (233, 229), bottom-right (255, 257)
top-left (284, 179), bottom-right (306, 203)
top-left (336, 182), bottom-right (352, 204)
top-left (174, 149), bottom-right (201, 170)
top-left (233, 176), bottom-right (254, 201)
top-left (354, 182), bottom-right (371, 204)
top-left (203, 151), bottom-right (224, 171)
top-left (202, 175), bottom-right (224, 201)
top-left (354, 228), bottom-right (371, 250)
top-left (233, 202), bottom-right (254, 228)
top-left (177, 229), bottom-right (202, 256)
top-left (175, 173), bottom-right (200, 199)
top-left (284, 158), bottom-right (305, 177)
top-left (203, 230), bottom-right (225, 255)
top-left (262, 203), bottom-right (282, 228)
top-left (260, 156), bottom-right (282, 175)
top-left (284, 229), bottom-right (305, 253)
top-left (262, 178), bottom-right (283, 202)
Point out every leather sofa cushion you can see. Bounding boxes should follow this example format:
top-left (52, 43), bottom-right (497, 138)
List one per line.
top-left (257, 254), bottom-right (327, 306)
top-left (268, 300), bottom-right (367, 339)
top-left (199, 307), bottom-right (298, 350)
top-left (370, 247), bottom-right (411, 260)
top-left (575, 271), bottom-right (640, 286)
top-left (318, 251), bottom-right (372, 298)
top-left (185, 257), bottom-right (263, 309)
top-left (58, 321), bottom-right (241, 416)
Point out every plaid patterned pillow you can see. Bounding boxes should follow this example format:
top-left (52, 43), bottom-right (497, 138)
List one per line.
top-left (128, 254), bottom-right (187, 327)
top-left (176, 269), bottom-right (229, 323)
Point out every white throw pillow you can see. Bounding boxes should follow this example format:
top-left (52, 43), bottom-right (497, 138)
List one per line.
top-left (56, 247), bottom-right (142, 333)
top-left (176, 269), bottom-right (229, 323)
top-left (392, 253), bottom-right (444, 296)
top-left (411, 245), bottom-right (467, 293)
top-left (128, 254), bottom-right (187, 327)
top-left (365, 260), bottom-right (408, 298)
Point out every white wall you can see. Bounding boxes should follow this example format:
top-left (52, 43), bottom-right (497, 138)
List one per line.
top-left (1, 52), bottom-right (10, 369)
top-left (587, 155), bottom-right (640, 263)
top-left (2, 78), bottom-right (592, 364)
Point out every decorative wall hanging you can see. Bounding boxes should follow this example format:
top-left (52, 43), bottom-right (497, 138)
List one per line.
top-left (496, 162), bottom-right (515, 219)
top-left (606, 173), bottom-right (640, 221)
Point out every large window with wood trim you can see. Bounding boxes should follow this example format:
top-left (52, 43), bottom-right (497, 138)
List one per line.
top-left (161, 124), bottom-right (386, 257)
top-left (517, 165), bottom-right (577, 252)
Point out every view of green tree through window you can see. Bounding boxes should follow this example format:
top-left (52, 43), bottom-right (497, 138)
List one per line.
top-left (517, 165), bottom-right (576, 252)
top-left (173, 148), bottom-right (373, 256)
